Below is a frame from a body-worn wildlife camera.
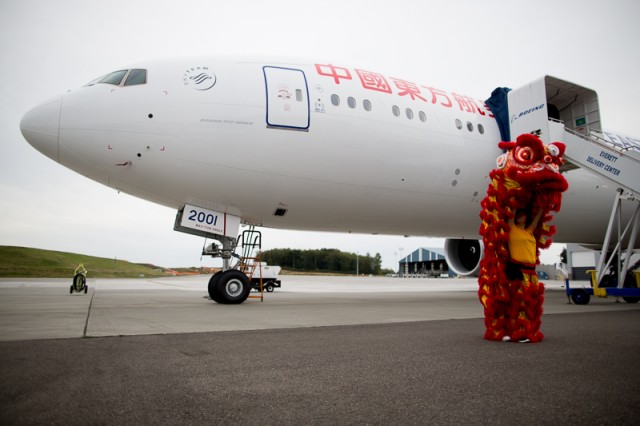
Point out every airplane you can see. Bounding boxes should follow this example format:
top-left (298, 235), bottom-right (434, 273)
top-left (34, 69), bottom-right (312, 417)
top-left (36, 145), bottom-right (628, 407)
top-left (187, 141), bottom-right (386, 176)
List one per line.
top-left (20, 55), bottom-right (640, 304)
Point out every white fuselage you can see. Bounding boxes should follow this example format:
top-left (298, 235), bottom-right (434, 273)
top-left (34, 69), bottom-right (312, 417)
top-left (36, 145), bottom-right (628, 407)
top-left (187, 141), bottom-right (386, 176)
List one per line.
top-left (20, 56), bottom-right (633, 246)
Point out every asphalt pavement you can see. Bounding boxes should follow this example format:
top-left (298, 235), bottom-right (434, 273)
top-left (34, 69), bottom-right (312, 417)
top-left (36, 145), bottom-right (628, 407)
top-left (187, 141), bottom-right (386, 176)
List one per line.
top-left (1, 276), bottom-right (639, 424)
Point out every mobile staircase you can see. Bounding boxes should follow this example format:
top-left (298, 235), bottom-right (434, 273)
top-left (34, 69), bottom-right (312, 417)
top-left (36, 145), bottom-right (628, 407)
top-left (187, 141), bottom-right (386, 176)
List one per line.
top-left (561, 127), bottom-right (640, 304)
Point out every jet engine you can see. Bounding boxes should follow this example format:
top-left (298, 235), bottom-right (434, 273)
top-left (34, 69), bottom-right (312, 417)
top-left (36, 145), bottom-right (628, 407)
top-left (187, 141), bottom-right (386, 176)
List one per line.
top-left (444, 239), bottom-right (483, 276)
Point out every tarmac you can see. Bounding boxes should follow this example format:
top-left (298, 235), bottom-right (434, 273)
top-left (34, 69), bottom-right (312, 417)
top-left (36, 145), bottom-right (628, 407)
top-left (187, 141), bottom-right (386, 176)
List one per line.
top-left (1, 275), bottom-right (639, 425)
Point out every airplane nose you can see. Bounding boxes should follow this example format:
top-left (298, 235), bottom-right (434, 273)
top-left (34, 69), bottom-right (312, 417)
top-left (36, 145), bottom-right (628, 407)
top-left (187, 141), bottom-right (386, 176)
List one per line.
top-left (20, 95), bottom-right (62, 162)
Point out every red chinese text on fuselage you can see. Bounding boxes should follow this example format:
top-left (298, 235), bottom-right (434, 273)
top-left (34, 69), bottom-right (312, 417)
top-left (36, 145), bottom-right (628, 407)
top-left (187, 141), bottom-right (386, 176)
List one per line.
top-left (314, 63), bottom-right (493, 117)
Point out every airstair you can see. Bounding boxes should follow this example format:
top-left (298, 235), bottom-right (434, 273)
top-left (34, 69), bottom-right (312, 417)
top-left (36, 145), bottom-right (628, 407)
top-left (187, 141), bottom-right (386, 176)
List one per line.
top-left (559, 125), bottom-right (640, 302)
top-left (503, 76), bottom-right (640, 303)
top-left (559, 125), bottom-right (640, 197)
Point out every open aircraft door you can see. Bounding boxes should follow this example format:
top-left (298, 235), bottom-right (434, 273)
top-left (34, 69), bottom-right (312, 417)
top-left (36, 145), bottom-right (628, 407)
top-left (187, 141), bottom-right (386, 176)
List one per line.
top-left (263, 66), bottom-right (310, 131)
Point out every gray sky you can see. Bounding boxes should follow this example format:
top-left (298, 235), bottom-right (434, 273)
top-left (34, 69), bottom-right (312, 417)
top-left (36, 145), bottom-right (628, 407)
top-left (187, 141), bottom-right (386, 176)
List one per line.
top-left (1, 0), bottom-right (639, 270)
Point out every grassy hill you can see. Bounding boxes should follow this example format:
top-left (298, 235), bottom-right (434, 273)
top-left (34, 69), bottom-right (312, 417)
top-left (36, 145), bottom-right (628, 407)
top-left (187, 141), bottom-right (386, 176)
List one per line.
top-left (0, 246), bottom-right (173, 278)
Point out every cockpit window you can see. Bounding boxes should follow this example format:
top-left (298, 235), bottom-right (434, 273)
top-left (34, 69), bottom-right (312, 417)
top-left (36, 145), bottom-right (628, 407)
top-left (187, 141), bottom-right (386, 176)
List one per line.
top-left (85, 69), bottom-right (147, 87)
top-left (85, 75), bottom-right (105, 86)
top-left (124, 69), bottom-right (147, 86)
top-left (99, 70), bottom-right (128, 85)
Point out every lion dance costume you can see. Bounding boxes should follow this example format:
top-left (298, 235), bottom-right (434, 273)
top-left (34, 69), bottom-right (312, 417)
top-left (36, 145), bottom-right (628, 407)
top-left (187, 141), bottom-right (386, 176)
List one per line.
top-left (478, 133), bottom-right (568, 342)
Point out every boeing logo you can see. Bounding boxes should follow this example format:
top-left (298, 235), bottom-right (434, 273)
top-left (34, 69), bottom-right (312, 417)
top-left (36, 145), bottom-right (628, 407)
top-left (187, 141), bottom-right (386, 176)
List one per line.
top-left (510, 103), bottom-right (545, 123)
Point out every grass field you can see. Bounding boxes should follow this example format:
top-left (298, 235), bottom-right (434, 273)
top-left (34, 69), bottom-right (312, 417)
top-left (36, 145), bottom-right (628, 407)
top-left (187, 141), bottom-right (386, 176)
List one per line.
top-left (0, 246), bottom-right (363, 278)
top-left (0, 246), bottom-right (174, 278)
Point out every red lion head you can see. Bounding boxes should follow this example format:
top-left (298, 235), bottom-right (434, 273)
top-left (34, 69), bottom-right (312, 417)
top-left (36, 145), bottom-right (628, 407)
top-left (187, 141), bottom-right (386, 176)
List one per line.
top-left (494, 133), bottom-right (569, 213)
top-left (497, 133), bottom-right (567, 191)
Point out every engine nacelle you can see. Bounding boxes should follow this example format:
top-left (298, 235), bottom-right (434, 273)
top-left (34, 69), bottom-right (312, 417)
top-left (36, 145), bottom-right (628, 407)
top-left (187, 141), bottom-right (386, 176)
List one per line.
top-left (444, 239), bottom-right (483, 276)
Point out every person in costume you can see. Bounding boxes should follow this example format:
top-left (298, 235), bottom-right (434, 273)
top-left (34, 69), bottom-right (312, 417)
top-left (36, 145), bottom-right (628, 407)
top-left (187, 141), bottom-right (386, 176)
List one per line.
top-left (478, 133), bottom-right (568, 343)
top-left (506, 208), bottom-right (543, 281)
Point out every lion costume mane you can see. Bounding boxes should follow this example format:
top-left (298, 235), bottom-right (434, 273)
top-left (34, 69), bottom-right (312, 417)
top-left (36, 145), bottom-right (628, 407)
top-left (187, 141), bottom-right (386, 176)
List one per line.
top-left (478, 133), bottom-right (568, 342)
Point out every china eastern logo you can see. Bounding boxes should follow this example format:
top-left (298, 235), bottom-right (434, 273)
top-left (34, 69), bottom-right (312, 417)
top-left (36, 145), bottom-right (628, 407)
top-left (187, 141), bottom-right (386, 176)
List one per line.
top-left (183, 67), bottom-right (216, 90)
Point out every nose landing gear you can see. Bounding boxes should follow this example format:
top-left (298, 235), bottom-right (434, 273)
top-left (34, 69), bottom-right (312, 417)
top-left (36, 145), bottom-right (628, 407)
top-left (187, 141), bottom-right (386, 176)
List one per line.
top-left (174, 205), bottom-right (275, 305)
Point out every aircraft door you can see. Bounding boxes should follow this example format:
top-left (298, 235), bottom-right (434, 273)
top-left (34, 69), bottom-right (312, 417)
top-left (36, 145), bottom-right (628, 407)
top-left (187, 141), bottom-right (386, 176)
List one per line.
top-left (263, 66), bottom-right (310, 131)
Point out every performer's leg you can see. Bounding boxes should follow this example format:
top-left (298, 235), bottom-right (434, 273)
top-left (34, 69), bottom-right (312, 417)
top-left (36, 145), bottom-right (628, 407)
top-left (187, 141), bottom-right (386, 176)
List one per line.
top-left (480, 281), bottom-right (511, 341)
top-left (508, 273), bottom-right (545, 342)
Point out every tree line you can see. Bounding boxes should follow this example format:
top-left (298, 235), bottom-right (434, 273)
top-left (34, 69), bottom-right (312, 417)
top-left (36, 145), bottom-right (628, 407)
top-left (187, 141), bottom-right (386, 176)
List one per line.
top-left (259, 248), bottom-right (385, 275)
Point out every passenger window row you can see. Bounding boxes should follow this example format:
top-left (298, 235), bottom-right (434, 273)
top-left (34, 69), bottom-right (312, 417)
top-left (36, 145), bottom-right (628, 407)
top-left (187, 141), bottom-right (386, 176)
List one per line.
top-left (455, 118), bottom-right (485, 135)
top-left (330, 93), bottom-right (484, 133)
top-left (331, 93), bottom-right (427, 122)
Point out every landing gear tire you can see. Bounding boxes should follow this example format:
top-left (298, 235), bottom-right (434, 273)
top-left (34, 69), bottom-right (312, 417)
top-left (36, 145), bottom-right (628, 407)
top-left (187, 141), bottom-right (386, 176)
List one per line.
top-left (208, 271), bottom-right (225, 303)
top-left (211, 270), bottom-right (251, 304)
top-left (571, 289), bottom-right (590, 305)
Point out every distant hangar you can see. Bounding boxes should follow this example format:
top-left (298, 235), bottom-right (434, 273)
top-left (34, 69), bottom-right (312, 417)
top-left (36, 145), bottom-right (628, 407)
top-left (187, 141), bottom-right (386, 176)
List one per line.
top-left (398, 248), bottom-right (454, 277)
